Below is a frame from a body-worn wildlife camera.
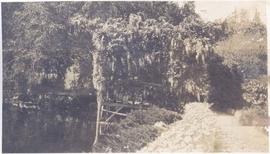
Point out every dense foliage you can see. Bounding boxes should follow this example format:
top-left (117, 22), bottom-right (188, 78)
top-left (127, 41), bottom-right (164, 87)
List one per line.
top-left (88, 7), bottom-right (227, 111)
top-left (2, 1), bottom-right (264, 152)
top-left (242, 76), bottom-right (267, 106)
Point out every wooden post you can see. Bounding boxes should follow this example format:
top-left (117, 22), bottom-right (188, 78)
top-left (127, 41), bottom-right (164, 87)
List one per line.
top-left (93, 92), bottom-right (102, 146)
top-left (99, 105), bottom-right (104, 134)
top-left (92, 37), bottom-right (107, 146)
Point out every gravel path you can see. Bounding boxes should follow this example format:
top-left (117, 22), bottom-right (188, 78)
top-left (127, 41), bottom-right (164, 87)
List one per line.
top-left (138, 103), bottom-right (268, 152)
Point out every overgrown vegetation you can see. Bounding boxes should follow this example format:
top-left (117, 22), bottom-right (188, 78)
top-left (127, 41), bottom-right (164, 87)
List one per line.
top-left (2, 1), bottom-right (266, 152)
top-left (239, 77), bottom-right (268, 126)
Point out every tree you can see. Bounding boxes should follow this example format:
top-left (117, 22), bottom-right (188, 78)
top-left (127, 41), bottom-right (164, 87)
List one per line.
top-left (3, 2), bottom-right (248, 152)
top-left (252, 9), bottom-right (261, 24)
top-left (3, 2), bottom-right (89, 93)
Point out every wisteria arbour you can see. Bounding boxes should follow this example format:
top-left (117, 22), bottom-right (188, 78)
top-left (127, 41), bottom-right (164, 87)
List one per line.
top-left (89, 14), bottom-right (213, 107)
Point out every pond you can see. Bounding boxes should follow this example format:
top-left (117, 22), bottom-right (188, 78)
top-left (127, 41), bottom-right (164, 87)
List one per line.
top-left (3, 95), bottom-right (97, 153)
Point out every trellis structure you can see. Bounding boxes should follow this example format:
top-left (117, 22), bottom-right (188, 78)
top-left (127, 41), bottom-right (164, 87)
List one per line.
top-left (89, 13), bottom-right (212, 147)
top-left (92, 79), bottom-right (169, 146)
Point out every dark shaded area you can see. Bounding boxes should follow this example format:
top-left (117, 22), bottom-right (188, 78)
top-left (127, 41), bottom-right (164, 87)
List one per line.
top-left (207, 55), bottom-right (244, 111)
top-left (3, 95), bottom-right (97, 153)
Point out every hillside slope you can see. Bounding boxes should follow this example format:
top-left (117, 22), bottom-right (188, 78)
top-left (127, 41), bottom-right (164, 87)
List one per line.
top-left (138, 103), bottom-right (268, 152)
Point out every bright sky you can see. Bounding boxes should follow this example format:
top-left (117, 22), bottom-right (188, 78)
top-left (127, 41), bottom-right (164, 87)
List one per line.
top-left (194, 0), bottom-right (267, 24)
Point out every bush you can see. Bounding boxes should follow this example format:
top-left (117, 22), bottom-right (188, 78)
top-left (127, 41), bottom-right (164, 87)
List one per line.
top-left (242, 77), bottom-right (267, 106)
top-left (239, 77), bottom-right (268, 126)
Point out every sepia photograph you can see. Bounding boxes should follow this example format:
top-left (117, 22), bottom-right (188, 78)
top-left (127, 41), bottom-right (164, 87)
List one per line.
top-left (1, 0), bottom-right (269, 153)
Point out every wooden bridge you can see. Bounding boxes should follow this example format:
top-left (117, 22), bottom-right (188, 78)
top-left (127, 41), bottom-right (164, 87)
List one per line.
top-left (5, 80), bottom-right (166, 147)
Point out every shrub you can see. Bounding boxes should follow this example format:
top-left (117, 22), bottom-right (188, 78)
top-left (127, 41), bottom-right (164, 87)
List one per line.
top-left (239, 77), bottom-right (268, 126)
top-left (242, 77), bottom-right (267, 106)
